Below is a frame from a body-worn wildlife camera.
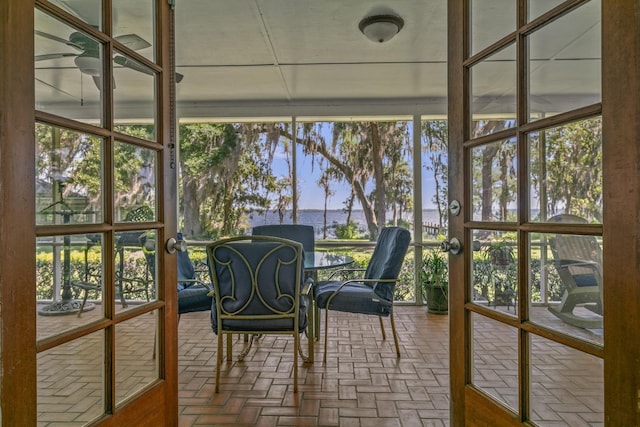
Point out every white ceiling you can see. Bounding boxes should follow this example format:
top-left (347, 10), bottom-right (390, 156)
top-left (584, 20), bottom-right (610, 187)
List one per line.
top-left (174, 0), bottom-right (601, 119)
top-left (174, 0), bottom-right (449, 119)
top-left (35, 0), bottom-right (601, 121)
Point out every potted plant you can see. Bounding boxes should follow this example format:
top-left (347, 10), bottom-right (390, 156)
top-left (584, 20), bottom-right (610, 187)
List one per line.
top-left (484, 239), bottom-right (514, 267)
top-left (420, 249), bottom-right (449, 314)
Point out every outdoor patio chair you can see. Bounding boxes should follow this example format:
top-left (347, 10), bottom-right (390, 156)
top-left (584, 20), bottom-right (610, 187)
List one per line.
top-left (547, 214), bottom-right (603, 329)
top-left (137, 231), bottom-right (213, 316)
top-left (152, 233), bottom-right (213, 359)
top-left (206, 235), bottom-right (311, 393)
top-left (75, 229), bottom-right (150, 316)
top-left (251, 224), bottom-right (315, 253)
top-left (115, 206), bottom-right (156, 307)
top-left (252, 223), bottom-right (317, 287)
top-left (176, 233), bottom-right (213, 316)
top-left (313, 226), bottom-right (410, 363)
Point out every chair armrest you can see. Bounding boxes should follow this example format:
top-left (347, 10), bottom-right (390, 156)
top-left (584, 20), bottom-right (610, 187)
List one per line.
top-left (180, 278), bottom-right (214, 292)
top-left (177, 279), bottom-right (216, 297)
top-left (328, 277), bottom-right (398, 297)
top-left (302, 281), bottom-right (312, 296)
top-left (327, 267), bottom-right (366, 280)
top-left (70, 280), bottom-right (101, 291)
top-left (557, 259), bottom-right (600, 271)
top-left (323, 277), bottom-right (399, 309)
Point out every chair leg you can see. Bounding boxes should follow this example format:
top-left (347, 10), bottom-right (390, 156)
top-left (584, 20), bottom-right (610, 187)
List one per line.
top-left (314, 300), bottom-right (320, 341)
top-left (238, 335), bottom-right (256, 361)
top-left (227, 334), bottom-right (233, 361)
top-left (77, 289), bottom-right (89, 318)
top-left (389, 312), bottom-right (401, 358)
top-left (378, 316), bottom-right (386, 340)
top-left (307, 328), bottom-right (314, 363)
top-left (306, 296), bottom-right (316, 363)
top-left (297, 330), bottom-right (313, 364)
top-left (293, 332), bottom-right (299, 393)
top-left (323, 308), bottom-right (329, 364)
top-left (215, 334), bottom-right (223, 393)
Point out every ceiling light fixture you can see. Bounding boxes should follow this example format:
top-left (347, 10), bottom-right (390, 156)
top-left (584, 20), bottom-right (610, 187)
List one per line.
top-left (359, 14), bottom-right (404, 43)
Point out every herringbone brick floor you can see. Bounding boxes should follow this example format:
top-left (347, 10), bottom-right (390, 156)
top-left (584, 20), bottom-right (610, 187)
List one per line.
top-left (34, 304), bottom-right (604, 426)
top-left (178, 306), bottom-right (450, 427)
top-left (177, 306), bottom-right (604, 427)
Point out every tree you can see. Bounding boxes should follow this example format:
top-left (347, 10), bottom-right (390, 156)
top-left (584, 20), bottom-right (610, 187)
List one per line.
top-left (178, 119), bottom-right (425, 240)
top-left (285, 121), bottom-right (412, 240)
top-left (35, 124), bottom-right (103, 215)
top-left (179, 123), bottom-right (232, 237)
top-left (422, 121), bottom-right (449, 228)
top-left (530, 118), bottom-right (602, 221)
top-left (178, 122), bottom-right (288, 238)
top-left (385, 160), bottom-right (412, 226)
top-left (318, 166), bottom-right (337, 238)
top-left (470, 120), bottom-right (514, 221)
top-left (36, 124), bottom-right (157, 223)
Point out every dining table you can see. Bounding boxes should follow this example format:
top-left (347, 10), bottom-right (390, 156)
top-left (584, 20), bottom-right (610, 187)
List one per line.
top-left (304, 251), bottom-right (354, 272)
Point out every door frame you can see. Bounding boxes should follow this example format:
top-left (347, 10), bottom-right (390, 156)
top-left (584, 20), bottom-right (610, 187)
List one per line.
top-left (447, 1), bottom-right (640, 425)
top-left (600, 0), bottom-right (640, 424)
top-left (0, 2), bottom-right (38, 424)
top-left (0, 0), bottom-right (179, 425)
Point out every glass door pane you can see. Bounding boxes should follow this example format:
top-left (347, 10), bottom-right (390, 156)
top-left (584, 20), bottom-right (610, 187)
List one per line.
top-left (527, 0), bottom-right (601, 121)
top-left (35, 0), bottom-right (170, 423)
top-left (454, 0), bottom-right (604, 423)
top-left (35, 9), bottom-right (104, 125)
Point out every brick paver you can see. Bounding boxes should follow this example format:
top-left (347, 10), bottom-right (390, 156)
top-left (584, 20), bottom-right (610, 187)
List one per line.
top-left (35, 304), bottom-right (604, 426)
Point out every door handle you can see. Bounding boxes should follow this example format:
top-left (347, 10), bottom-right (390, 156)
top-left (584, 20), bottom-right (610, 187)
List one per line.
top-left (440, 237), bottom-right (462, 255)
top-left (166, 237), bottom-right (187, 254)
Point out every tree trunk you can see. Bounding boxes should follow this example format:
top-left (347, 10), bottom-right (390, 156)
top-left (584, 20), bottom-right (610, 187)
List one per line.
top-left (499, 149), bottom-right (509, 220)
top-left (181, 179), bottom-right (202, 237)
top-left (435, 170), bottom-right (445, 228)
top-left (346, 192), bottom-right (354, 223)
top-left (352, 178), bottom-right (378, 240)
top-left (323, 195), bottom-right (328, 239)
top-left (371, 123), bottom-right (386, 233)
top-left (222, 181), bottom-right (234, 236)
top-left (482, 145), bottom-right (499, 221)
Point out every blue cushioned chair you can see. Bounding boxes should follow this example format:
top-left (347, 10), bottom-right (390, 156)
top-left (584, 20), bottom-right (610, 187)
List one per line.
top-left (148, 233), bottom-right (213, 359)
top-left (314, 226), bottom-right (411, 363)
top-left (138, 232), bottom-right (213, 316)
top-left (206, 235), bottom-right (311, 393)
top-left (547, 214), bottom-right (603, 329)
top-left (176, 234), bottom-right (213, 316)
top-left (252, 224), bottom-right (315, 253)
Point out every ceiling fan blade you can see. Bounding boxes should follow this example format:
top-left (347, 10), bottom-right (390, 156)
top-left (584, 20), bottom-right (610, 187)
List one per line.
top-left (114, 55), bottom-right (154, 76)
top-left (115, 34), bottom-right (151, 51)
top-left (92, 75), bottom-right (116, 90)
top-left (48, 0), bottom-right (100, 28)
top-left (35, 30), bottom-right (83, 50)
top-left (92, 75), bottom-right (101, 90)
top-left (114, 55), bottom-right (183, 83)
top-left (35, 53), bottom-right (77, 61)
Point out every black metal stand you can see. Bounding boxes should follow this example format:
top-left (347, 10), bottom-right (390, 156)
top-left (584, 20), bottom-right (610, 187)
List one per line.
top-left (38, 210), bottom-right (96, 316)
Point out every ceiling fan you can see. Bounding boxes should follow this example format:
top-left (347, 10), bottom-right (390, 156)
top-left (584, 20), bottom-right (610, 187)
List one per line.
top-left (35, 30), bottom-right (183, 88)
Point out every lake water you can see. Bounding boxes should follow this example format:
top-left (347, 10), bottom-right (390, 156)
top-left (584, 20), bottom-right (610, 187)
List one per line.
top-left (247, 209), bottom-right (443, 238)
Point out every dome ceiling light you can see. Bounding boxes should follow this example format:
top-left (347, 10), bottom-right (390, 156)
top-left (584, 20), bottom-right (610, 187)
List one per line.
top-left (358, 14), bottom-right (404, 43)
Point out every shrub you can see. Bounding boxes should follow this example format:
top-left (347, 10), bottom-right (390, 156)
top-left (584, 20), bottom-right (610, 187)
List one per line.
top-left (334, 220), bottom-right (361, 239)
